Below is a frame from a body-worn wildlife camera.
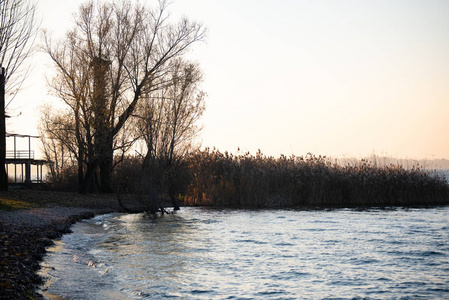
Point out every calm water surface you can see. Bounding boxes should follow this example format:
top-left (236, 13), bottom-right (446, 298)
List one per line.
top-left (39, 207), bottom-right (449, 299)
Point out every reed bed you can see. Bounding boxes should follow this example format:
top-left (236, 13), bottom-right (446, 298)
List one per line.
top-left (183, 149), bottom-right (449, 208)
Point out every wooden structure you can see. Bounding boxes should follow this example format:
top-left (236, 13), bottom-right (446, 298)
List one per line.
top-left (5, 133), bottom-right (46, 184)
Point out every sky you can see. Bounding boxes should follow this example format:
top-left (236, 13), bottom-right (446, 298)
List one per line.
top-left (7, 0), bottom-right (449, 160)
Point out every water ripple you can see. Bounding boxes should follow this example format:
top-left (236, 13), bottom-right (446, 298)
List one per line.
top-left (39, 207), bottom-right (449, 299)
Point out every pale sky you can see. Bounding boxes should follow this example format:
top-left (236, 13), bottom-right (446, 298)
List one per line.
top-left (7, 0), bottom-right (449, 160)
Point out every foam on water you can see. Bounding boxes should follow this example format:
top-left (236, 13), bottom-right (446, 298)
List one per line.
top-left (39, 207), bottom-right (449, 299)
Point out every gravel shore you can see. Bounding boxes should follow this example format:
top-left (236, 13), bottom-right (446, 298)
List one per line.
top-left (0, 190), bottom-right (139, 299)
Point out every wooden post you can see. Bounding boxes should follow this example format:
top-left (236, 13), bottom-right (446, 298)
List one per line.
top-left (26, 136), bottom-right (31, 183)
top-left (25, 162), bottom-right (31, 184)
top-left (14, 135), bottom-right (16, 183)
top-left (0, 67), bottom-right (7, 191)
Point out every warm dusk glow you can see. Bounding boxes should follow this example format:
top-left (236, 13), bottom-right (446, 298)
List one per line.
top-left (8, 0), bottom-right (449, 160)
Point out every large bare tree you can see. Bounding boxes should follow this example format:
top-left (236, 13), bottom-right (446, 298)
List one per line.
top-left (140, 59), bottom-right (205, 168)
top-left (43, 0), bottom-right (205, 193)
top-left (138, 58), bottom-right (205, 208)
top-left (0, 0), bottom-right (38, 191)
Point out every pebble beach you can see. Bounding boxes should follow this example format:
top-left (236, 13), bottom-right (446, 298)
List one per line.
top-left (0, 190), bottom-right (139, 299)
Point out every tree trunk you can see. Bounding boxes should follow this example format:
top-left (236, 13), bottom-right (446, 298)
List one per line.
top-left (77, 156), bottom-right (84, 192)
top-left (169, 185), bottom-right (181, 210)
top-left (79, 160), bottom-right (98, 194)
top-left (0, 68), bottom-right (8, 191)
top-left (166, 161), bottom-right (180, 210)
top-left (91, 56), bottom-right (114, 194)
top-left (77, 138), bottom-right (84, 192)
top-left (99, 137), bottom-right (113, 193)
top-left (75, 102), bottom-right (84, 192)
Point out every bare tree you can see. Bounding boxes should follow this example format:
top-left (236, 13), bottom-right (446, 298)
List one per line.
top-left (43, 0), bottom-right (205, 193)
top-left (140, 59), bottom-right (205, 166)
top-left (163, 59), bottom-right (205, 166)
top-left (38, 104), bottom-right (79, 187)
top-left (0, 0), bottom-right (38, 191)
top-left (138, 58), bottom-right (205, 209)
top-left (0, 0), bottom-right (37, 93)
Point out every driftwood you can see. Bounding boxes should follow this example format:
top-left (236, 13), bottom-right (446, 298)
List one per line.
top-left (117, 192), bottom-right (144, 214)
top-left (116, 189), bottom-right (170, 215)
top-left (115, 164), bottom-right (172, 215)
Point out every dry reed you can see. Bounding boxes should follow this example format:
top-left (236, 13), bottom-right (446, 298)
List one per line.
top-left (182, 149), bottom-right (449, 208)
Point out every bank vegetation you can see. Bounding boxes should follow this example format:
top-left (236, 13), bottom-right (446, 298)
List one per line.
top-left (41, 148), bottom-right (449, 209)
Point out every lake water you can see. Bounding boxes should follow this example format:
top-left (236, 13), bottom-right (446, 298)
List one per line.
top-left (39, 207), bottom-right (449, 299)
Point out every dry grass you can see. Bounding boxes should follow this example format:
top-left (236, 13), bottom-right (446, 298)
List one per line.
top-left (0, 189), bottom-right (146, 212)
top-left (0, 198), bottom-right (37, 211)
top-left (183, 149), bottom-right (449, 208)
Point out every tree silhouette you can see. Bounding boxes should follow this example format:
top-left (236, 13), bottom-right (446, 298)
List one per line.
top-left (43, 0), bottom-right (205, 193)
top-left (0, 0), bottom-right (38, 191)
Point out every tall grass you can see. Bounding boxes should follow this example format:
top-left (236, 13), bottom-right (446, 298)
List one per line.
top-left (183, 149), bottom-right (449, 208)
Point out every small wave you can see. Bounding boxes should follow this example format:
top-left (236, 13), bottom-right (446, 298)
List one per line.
top-left (236, 239), bottom-right (268, 244)
top-left (254, 289), bottom-right (287, 297)
top-left (376, 277), bottom-right (392, 282)
top-left (39, 207), bottom-right (449, 300)
top-left (201, 219), bottom-right (220, 224)
top-left (302, 228), bottom-right (326, 232)
top-left (349, 258), bottom-right (380, 265)
top-left (274, 242), bottom-right (295, 247)
top-left (426, 287), bottom-right (449, 293)
top-left (274, 270), bottom-right (311, 280)
top-left (191, 289), bottom-right (215, 294)
top-left (418, 250), bottom-right (446, 257)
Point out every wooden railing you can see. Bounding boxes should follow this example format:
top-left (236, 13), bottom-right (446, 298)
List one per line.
top-left (6, 150), bottom-right (34, 160)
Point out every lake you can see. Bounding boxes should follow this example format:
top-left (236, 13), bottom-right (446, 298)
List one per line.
top-left (39, 207), bottom-right (449, 299)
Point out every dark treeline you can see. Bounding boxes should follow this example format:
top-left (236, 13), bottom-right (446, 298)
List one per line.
top-left (44, 148), bottom-right (449, 209)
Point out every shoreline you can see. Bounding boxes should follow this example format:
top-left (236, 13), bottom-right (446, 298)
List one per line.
top-left (2, 189), bottom-right (448, 299)
top-left (0, 190), bottom-right (141, 299)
